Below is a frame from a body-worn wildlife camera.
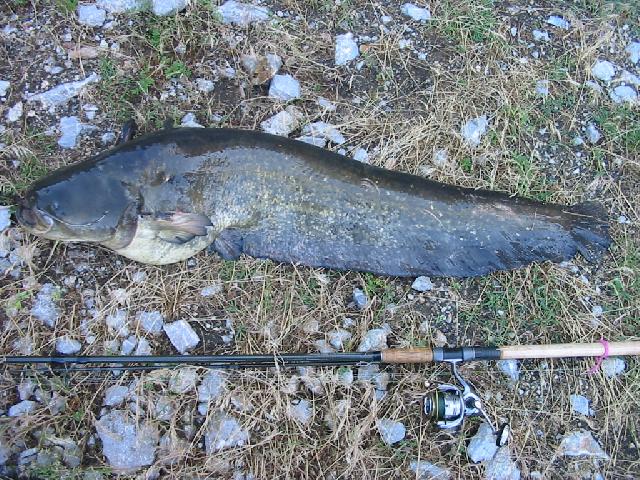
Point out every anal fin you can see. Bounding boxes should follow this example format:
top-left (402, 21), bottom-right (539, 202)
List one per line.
top-left (209, 228), bottom-right (245, 260)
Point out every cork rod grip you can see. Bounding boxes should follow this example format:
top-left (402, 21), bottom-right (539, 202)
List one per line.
top-left (381, 348), bottom-right (433, 364)
top-left (499, 341), bottom-right (640, 360)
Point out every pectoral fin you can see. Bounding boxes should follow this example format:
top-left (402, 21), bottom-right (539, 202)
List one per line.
top-left (146, 212), bottom-right (213, 244)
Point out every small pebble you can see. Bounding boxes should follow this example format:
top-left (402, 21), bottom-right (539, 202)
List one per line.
top-left (591, 60), bottom-right (616, 83)
top-left (569, 394), bottom-right (593, 416)
top-left (497, 359), bottom-right (519, 381)
top-left (55, 336), bottom-right (82, 354)
top-left (601, 357), bottom-right (625, 378)
top-left (461, 115), bottom-right (488, 147)
top-left (400, 3), bottom-right (431, 22)
top-left (411, 276), bottom-right (433, 292)
top-left (352, 288), bottom-right (369, 310)
top-left (335, 33), bottom-right (359, 66)
top-left (163, 320), bottom-right (200, 354)
top-left (376, 418), bottom-right (406, 445)
top-left (546, 15), bottom-right (570, 29)
top-left (269, 74), bottom-right (301, 101)
top-left (77, 4), bottom-right (107, 27)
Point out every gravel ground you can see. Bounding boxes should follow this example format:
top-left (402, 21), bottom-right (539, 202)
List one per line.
top-left (0, 0), bottom-right (639, 479)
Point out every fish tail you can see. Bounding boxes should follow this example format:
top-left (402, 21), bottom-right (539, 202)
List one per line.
top-left (565, 202), bottom-right (611, 262)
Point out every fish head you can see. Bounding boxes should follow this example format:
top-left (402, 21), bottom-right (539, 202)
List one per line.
top-left (16, 166), bottom-right (138, 247)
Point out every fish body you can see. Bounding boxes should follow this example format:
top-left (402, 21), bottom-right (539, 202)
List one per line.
top-left (17, 128), bottom-right (610, 277)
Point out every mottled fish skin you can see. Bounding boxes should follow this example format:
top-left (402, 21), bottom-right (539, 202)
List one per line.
top-left (17, 128), bottom-right (611, 277)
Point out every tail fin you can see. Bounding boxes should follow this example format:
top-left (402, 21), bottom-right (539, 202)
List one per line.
top-left (566, 202), bottom-right (611, 262)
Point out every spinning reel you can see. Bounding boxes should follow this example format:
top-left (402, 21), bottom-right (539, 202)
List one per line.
top-left (423, 349), bottom-right (509, 446)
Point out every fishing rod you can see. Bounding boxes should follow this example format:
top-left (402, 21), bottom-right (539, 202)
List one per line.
top-left (3, 341), bottom-right (639, 442)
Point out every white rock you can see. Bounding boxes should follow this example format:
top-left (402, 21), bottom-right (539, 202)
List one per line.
top-left (461, 115), bottom-right (488, 147)
top-left (585, 123), bottom-right (601, 144)
top-left (535, 80), bottom-right (549, 96)
top-left (297, 135), bottom-right (327, 148)
top-left (485, 447), bottom-right (521, 480)
top-left (609, 85), bottom-right (637, 103)
top-left (497, 359), bottom-right (519, 381)
top-left (313, 339), bottom-right (335, 353)
top-left (300, 122), bottom-right (346, 145)
top-left (0, 80), bottom-right (9, 97)
top-left (269, 74), bottom-right (301, 101)
top-left (83, 104), bottom-right (99, 120)
top-left (134, 338), bottom-right (152, 355)
top-left (154, 396), bottom-right (176, 421)
top-left (288, 399), bottom-right (313, 424)
top-left (620, 70), bottom-right (640, 87)
top-left (96, 0), bottom-right (142, 13)
top-left (431, 149), bottom-right (449, 167)
top-left (532, 30), bottom-right (550, 42)
top-left (357, 364), bottom-right (389, 398)
top-left (467, 422), bottom-right (498, 462)
top-left (169, 368), bottom-right (198, 394)
top-left (0, 437), bottom-right (9, 465)
top-left (152, 0), bottom-right (186, 16)
top-left (357, 328), bottom-right (388, 352)
top-left (204, 412), bottom-right (249, 452)
top-left (601, 357), bottom-right (625, 377)
top-left (58, 116), bottom-right (93, 149)
top-left (101, 131), bottom-right (116, 144)
top-left (584, 80), bottom-right (602, 93)
top-left (77, 4), bottom-right (106, 26)
top-left (6, 101), bottom-right (22, 122)
top-left (261, 106), bottom-right (303, 136)
top-left (103, 385), bottom-right (129, 406)
top-left (28, 73), bottom-right (100, 108)
top-left (18, 379), bottom-right (36, 400)
top-left (31, 283), bottom-right (61, 328)
top-left (136, 311), bottom-right (164, 334)
top-left (8, 400), bottom-right (37, 417)
top-left (591, 305), bottom-right (603, 317)
top-left (218, 1), bottom-right (269, 26)
top-left (327, 329), bottom-right (352, 350)
top-left (316, 96), bottom-right (337, 111)
top-left (591, 60), bottom-right (616, 83)
top-left (120, 335), bottom-right (137, 355)
top-left (352, 148), bottom-right (369, 163)
top-left (106, 309), bottom-right (129, 337)
top-left (570, 394), bottom-right (593, 416)
top-left (95, 410), bottom-right (159, 470)
top-left (381, 15), bottom-right (393, 24)
top-left (0, 207), bottom-right (11, 232)
top-left (55, 336), bottom-right (82, 354)
top-left (412, 276), bottom-right (433, 292)
top-left (400, 3), bottom-right (431, 21)
top-left (335, 33), bottom-right (359, 66)
top-left (163, 320), bottom-right (200, 354)
top-left (558, 430), bottom-right (609, 459)
top-left (197, 370), bottom-right (226, 402)
top-left (626, 41), bottom-right (640, 64)
top-left (409, 459), bottom-right (450, 479)
top-left (195, 78), bottom-right (215, 93)
top-left (352, 287), bottom-right (369, 309)
top-left (337, 367), bottom-right (354, 385)
top-left (546, 15), bottom-right (570, 29)
top-left (180, 113), bottom-right (204, 128)
top-left (377, 418), bottom-right (406, 445)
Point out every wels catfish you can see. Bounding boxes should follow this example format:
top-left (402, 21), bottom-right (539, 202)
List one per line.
top-left (16, 127), bottom-right (611, 277)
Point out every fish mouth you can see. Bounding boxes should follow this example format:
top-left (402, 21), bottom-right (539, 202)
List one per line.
top-left (16, 204), bottom-right (54, 234)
